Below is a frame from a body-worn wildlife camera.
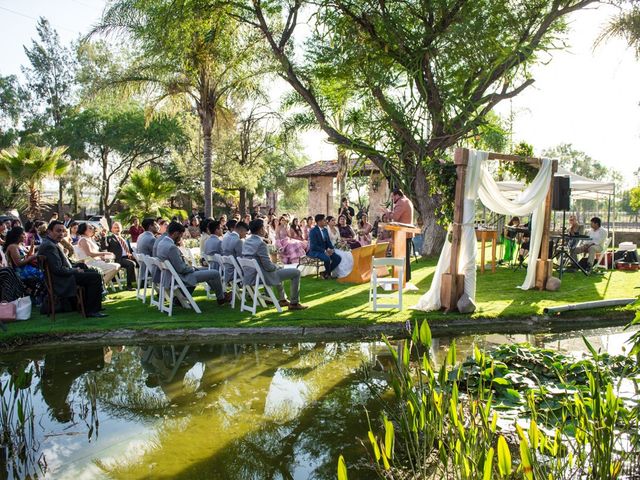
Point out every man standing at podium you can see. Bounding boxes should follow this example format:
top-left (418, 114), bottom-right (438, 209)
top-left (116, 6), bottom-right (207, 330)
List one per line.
top-left (389, 188), bottom-right (415, 280)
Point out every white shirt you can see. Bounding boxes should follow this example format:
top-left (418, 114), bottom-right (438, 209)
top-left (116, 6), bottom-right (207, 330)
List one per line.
top-left (587, 226), bottom-right (608, 250)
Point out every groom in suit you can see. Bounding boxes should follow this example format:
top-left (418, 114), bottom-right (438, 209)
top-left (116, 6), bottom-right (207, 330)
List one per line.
top-left (307, 213), bottom-right (341, 279)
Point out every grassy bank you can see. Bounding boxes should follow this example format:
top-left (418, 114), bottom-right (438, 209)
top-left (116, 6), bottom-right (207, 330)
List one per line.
top-left (1, 257), bottom-right (638, 344)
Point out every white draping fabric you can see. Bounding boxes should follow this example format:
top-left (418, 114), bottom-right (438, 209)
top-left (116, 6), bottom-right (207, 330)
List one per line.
top-left (413, 150), bottom-right (552, 311)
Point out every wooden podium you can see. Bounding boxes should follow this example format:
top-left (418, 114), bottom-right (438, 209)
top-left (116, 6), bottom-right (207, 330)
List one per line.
top-left (381, 222), bottom-right (422, 287)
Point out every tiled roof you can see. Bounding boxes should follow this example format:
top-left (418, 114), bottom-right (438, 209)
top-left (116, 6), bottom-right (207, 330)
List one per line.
top-left (286, 160), bottom-right (380, 178)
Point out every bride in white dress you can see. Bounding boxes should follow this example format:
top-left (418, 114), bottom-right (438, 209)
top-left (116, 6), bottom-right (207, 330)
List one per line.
top-left (325, 216), bottom-right (354, 278)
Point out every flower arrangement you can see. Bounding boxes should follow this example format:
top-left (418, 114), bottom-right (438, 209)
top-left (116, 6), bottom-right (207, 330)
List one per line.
top-left (335, 239), bottom-right (351, 251)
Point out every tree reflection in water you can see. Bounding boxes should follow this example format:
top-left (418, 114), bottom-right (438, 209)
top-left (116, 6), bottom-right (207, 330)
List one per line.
top-left (0, 341), bottom-right (387, 480)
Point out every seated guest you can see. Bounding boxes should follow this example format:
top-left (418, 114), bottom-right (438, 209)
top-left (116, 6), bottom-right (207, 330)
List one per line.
top-left (152, 219), bottom-right (169, 257)
top-left (289, 218), bottom-right (306, 242)
top-left (0, 221), bottom-right (6, 246)
top-left (300, 218), bottom-right (309, 241)
top-left (357, 213), bottom-right (373, 246)
top-left (198, 217), bottom-right (213, 258)
top-left (219, 214), bottom-right (228, 233)
top-left (3, 226), bottom-right (45, 299)
top-left (106, 222), bottom-right (137, 290)
top-left (307, 214), bottom-right (341, 279)
top-left (222, 221), bottom-right (248, 282)
top-left (68, 221), bottom-right (80, 245)
top-left (137, 218), bottom-right (159, 256)
top-left (576, 216), bottom-right (608, 270)
top-left (187, 216), bottom-right (201, 239)
top-left (128, 216), bottom-right (144, 243)
top-left (39, 221), bottom-right (106, 317)
top-left (156, 221), bottom-right (230, 305)
top-left (243, 219), bottom-right (308, 310)
top-left (276, 216), bottom-right (306, 264)
top-left (265, 216), bottom-right (277, 244)
top-left (63, 212), bottom-right (73, 228)
top-left (204, 220), bottom-right (223, 257)
top-left (76, 223), bottom-right (121, 285)
top-left (242, 214), bottom-right (252, 225)
top-left (338, 214), bottom-right (361, 249)
top-left (11, 218), bottom-right (22, 229)
top-left (49, 212), bottom-right (59, 223)
top-left (59, 226), bottom-right (75, 258)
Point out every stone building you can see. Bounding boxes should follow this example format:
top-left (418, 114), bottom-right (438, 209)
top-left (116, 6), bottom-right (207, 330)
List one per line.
top-left (286, 160), bottom-right (390, 218)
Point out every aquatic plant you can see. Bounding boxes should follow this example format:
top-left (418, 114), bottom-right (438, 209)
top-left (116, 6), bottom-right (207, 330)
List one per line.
top-left (338, 321), bottom-right (640, 479)
top-left (0, 366), bottom-right (45, 479)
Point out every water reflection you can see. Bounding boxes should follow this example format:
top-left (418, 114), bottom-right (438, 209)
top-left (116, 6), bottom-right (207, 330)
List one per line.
top-left (0, 325), bottom-right (637, 480)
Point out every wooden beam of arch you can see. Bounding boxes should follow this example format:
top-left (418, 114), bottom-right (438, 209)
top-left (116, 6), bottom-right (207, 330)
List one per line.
top-left (442, 148), bottom-right (557, 312)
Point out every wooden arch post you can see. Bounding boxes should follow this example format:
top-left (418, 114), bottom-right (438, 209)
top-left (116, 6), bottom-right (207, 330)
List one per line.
top-left (441, 148), bottom-right (558, 312)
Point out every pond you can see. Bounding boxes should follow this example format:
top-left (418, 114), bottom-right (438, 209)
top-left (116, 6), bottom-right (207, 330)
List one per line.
top-left (0, 325), bottom-right (636, 480)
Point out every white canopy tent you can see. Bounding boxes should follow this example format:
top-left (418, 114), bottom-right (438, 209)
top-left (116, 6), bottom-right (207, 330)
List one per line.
top-left (496, 168), bottom-right (615, 201)
top-left (496, 167), bottom-right (617, 247)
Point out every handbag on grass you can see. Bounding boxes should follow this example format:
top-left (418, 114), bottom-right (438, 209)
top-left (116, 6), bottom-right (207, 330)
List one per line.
top-left (11, 296), bottom-right (32, 320)
top-left (0, 301), bottom-right (17, 322)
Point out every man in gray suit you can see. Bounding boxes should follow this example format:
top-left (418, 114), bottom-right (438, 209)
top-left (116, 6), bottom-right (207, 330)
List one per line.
top-left (156, 222), bottom-right (230, 305)
top-left (152, 219), bottom-right (169, 257)
top-left (221, 221), bottom-right (248, 283)
top-left (242, 219), bottom-right (307, 310)
top-left (136, 218), bottom-right (158, 256)
top-left (203, 220), bottom-right (223, 257)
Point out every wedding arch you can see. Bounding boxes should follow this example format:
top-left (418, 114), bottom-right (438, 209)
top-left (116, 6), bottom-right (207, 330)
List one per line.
top-left (414, 148), bottom-right (558, 313)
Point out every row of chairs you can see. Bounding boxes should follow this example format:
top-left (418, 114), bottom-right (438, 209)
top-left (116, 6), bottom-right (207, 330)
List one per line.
top-left (132, 252), bottom-right (283, 316)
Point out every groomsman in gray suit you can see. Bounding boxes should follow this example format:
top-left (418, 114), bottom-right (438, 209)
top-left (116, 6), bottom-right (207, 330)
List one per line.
top-left (136, 218), bottom-right (158, 256)
top-left (242, 219), bottom-right (307, 311)
top-left (221, 221), bottom-right (248, 283)
top-left (156, 222), bottom-right (230, 305)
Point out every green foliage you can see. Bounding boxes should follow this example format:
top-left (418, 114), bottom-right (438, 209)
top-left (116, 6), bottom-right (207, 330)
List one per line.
top-left (628, 186), bottom-right (640, 212)
top-left (22, 17), bottom-right (76, 128)
top-left (116, 166), bottom-right (186, 223)
top-left (93, 0), bottom-right (272, 216)
top-left (53, 103), bottom-right (186, 219)
top-left (0, 145), bottom-right (69, 218)
top-left (240, 0), bottom-right (594, 248)
top-left (597, 5), bottom-right (640, 59)
top-left (497, 141), bottom-right (538, 183)
top-left (0, 75), bottom-right (29, 149)
top-left (354, 321), bottom-right (639, 479)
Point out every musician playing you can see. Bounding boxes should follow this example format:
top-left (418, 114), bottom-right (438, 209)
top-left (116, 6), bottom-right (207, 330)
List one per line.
top-left (568, 215), bottom-right (583, 236)
top-left (502, 216), bottom-right (520, 263)
top-left (576, 217), bottom-right (608, 271)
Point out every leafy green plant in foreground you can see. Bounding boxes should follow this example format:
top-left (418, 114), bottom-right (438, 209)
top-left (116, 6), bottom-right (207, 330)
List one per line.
top-left (338, 322), bottom-right (639, 479)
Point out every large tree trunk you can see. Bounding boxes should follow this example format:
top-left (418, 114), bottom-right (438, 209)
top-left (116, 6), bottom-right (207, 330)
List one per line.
top-left (238, 187), bottom-right (247, 215)
top-left (413, 164), bottom-right (446, 257)
top-left (336, 147), bottom-right (348, 199)
top-left (201, 113), bottom-right (214, 218)
top-left (57, 180), bottom-right (64, 216)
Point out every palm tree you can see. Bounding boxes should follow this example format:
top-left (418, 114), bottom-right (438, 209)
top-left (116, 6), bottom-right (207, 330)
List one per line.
top-left (116, 167), bottom-right (186, 223)
top-left (597, 7), bottom-right (640, 58)
top-left (90, 0), bottom-right (270, 217)
top-left (0, 145), bottom-right (69, 219)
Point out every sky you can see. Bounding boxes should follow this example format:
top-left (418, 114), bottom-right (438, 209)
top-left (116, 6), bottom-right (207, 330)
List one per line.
top-left (1, 1), bottom-right (639, 185)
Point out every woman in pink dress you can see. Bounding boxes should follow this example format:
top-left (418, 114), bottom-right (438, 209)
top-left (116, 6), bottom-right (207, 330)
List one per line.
top-left (357, 213), bottom-right (373, 245)
top-left (275, 216), bottom-right (306, 264)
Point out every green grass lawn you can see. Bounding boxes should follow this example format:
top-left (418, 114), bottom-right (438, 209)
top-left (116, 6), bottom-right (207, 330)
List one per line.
top-left (1, 252), bottom-right (639, 343)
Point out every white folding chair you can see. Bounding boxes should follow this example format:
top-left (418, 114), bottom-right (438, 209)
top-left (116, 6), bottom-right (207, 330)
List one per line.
top-left (236, 257), bottom-right (282, 315)
top-left (143, 256), bottom-right (163, 310)
top-left (213, 253), bottom-right (227, 290)
top-left (223, 255), bottom-right (244, 309)
top-left (594, 237), bottom-right (613, 270)
top-left (161, 260), bottom-right (202, 316)
top-left (134, 253), bottom-right (149, 302)
top-left (369, 257), bottom-right (404, 311)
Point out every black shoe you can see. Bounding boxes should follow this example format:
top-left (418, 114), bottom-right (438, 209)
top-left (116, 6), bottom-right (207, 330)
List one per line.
top-left (87, 312), bottom-right (108, 318)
